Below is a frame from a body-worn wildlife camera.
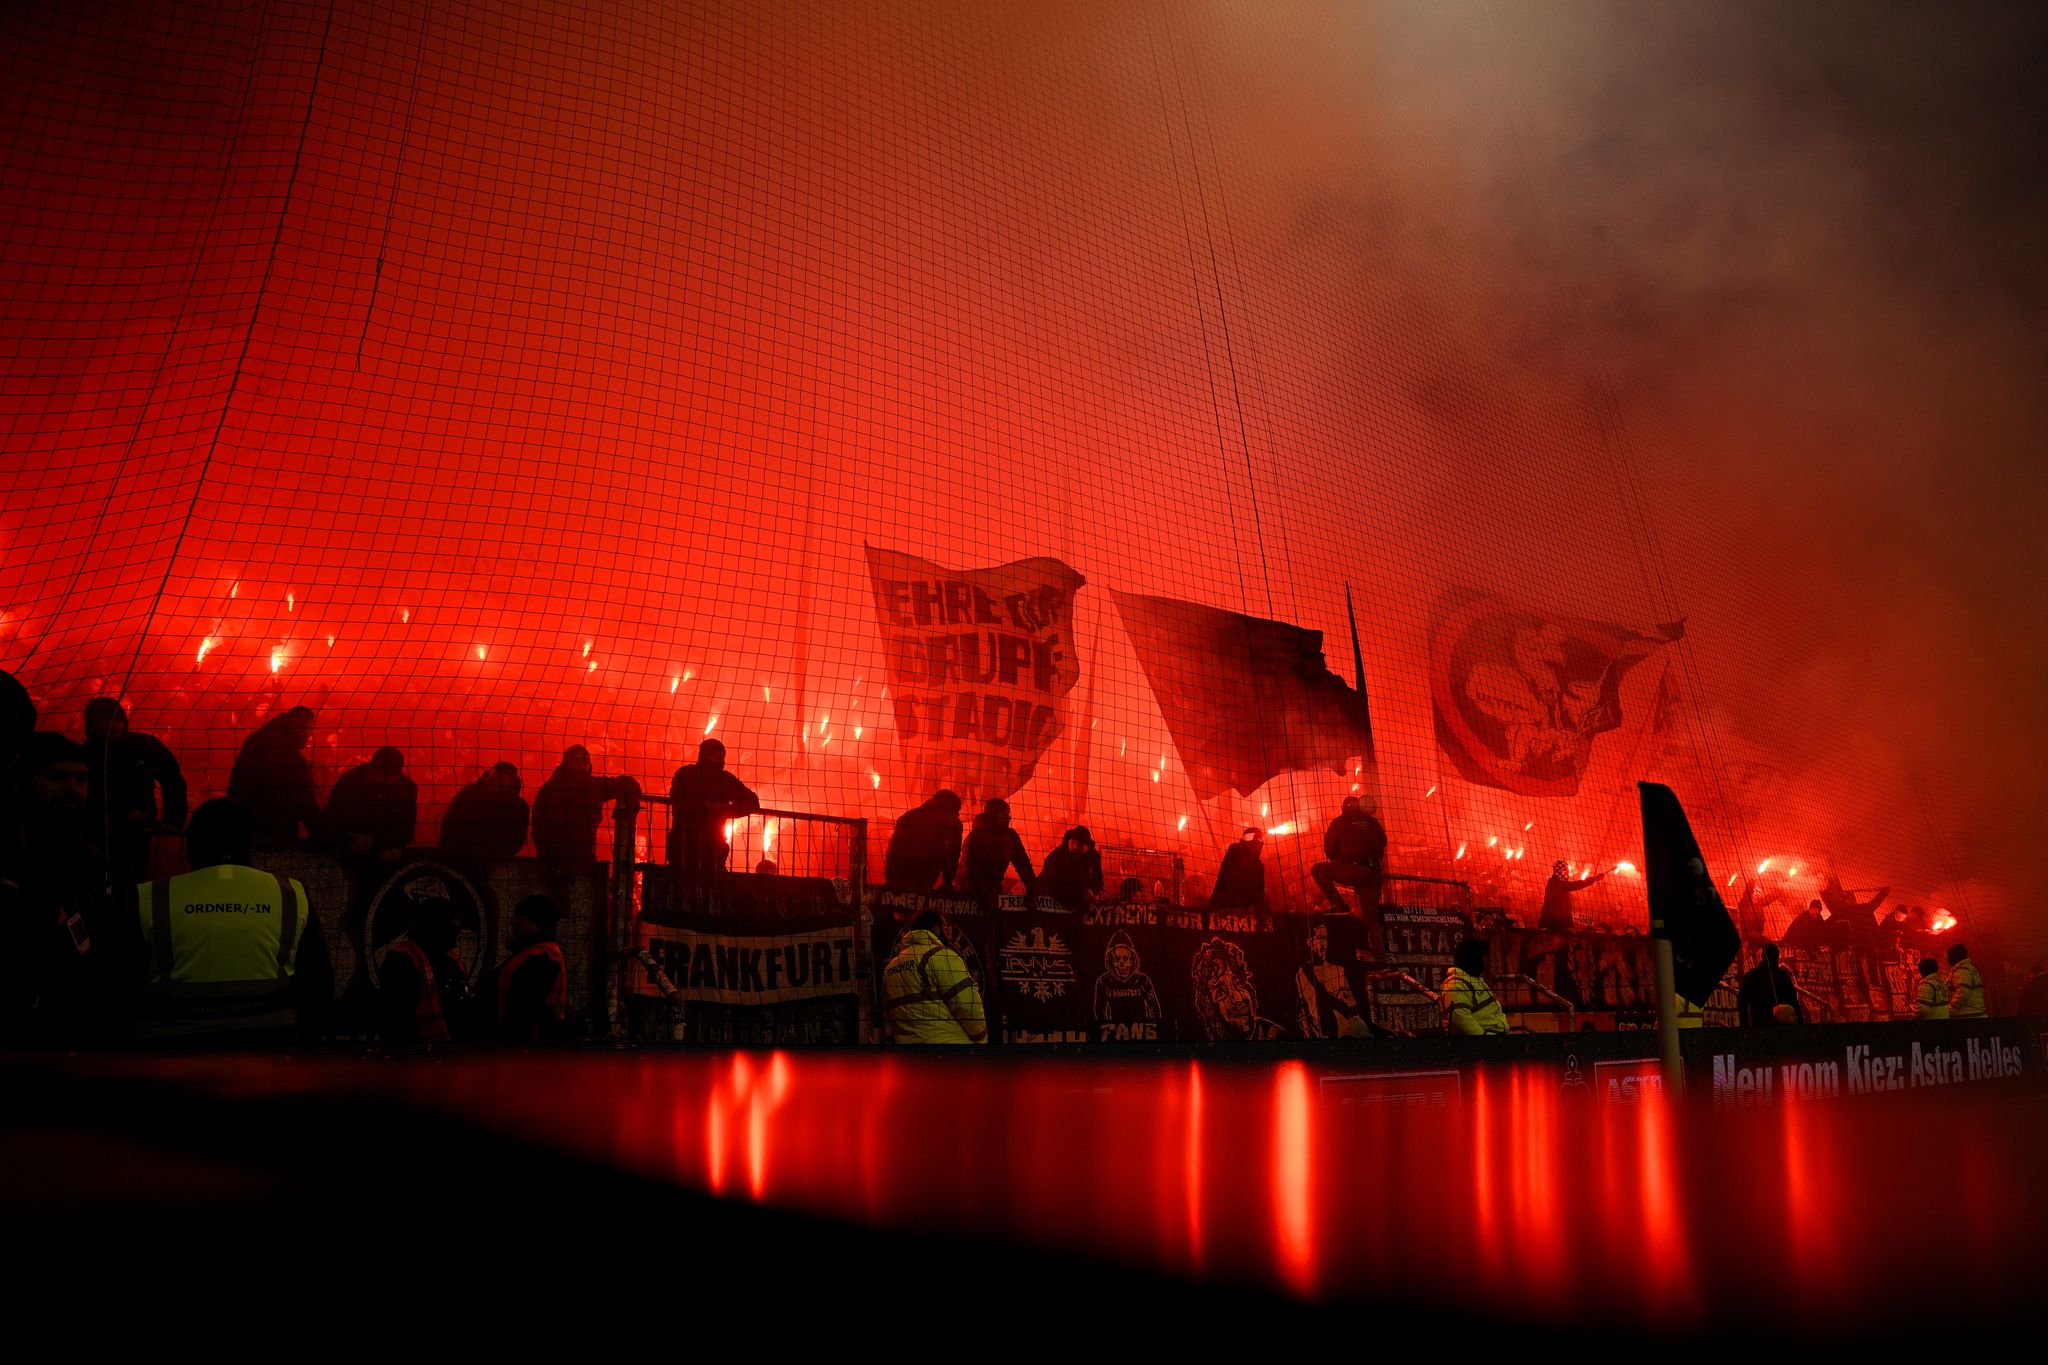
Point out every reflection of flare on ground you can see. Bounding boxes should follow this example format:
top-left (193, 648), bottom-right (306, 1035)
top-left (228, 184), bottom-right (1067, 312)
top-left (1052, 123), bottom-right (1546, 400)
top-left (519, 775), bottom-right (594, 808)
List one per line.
top-left (166, 1053), bottom-right (2044, 1324)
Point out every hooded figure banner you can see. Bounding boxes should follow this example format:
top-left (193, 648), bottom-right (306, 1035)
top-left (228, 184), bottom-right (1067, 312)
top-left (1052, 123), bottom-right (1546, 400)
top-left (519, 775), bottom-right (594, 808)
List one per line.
top-left (865, 544), bottom-right (1084, 805)
top-left (1109, 590), bottom-right (1376, 802)
top-left (1430, 590), bottom-right (1681, 798)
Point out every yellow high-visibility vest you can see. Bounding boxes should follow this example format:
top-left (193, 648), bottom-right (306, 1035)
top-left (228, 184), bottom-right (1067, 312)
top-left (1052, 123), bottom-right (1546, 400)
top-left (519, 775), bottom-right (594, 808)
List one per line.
top-left (137, 864), bottom-right (309, 1032)
top-left (1914, 974), bottom-right (1949, 1021)
top-left (1677, 994), bottom-right (1706, 1028)
top-left (883, 929), bottom-right (987, 1044)
top-left (1948, 959), bottom-right (1986, 1019)
top-left (1443, 966), bottom-right (1508, 1036)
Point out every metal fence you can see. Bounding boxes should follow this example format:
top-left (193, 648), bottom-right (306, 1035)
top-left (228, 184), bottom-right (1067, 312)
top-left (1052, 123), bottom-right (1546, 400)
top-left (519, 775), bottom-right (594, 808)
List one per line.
top-left (1098, 843), bottom-right (1185, 904)
top-left (1383, 874), bottom-right (1474, 920)
top-left (608, 796), bottom-right (870, 1035)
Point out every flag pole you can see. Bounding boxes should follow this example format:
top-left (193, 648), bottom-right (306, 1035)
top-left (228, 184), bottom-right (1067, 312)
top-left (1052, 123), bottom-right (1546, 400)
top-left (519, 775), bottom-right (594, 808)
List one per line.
top-left (1653, 937), bottom-right (1682, 1096)
top-left (1344, 581), bottom-right (1379, 801)
top-left (1640, 781), bottom-right (1740, 1101)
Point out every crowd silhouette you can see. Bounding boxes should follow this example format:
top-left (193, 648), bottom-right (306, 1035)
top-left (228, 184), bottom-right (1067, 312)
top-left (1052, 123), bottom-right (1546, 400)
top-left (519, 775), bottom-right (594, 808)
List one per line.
top-left (2, 669), bottom-right (2033, 1046)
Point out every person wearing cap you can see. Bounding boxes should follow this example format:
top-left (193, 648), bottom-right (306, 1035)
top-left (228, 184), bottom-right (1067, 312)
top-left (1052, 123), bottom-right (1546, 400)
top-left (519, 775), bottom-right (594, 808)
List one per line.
top-left (666, 737), bottom-right (760, 875)
top-left (960, 797), bottom-right (1034, 913)
top-left (1914, 957), bottom-right (1950, 1021)
top-left (1442, 936), bottom-right (1508, 1036)
top-left (1211, 827), bottom-right (1269, 913)
top-left (82, 697), bottom-right (187, 884)
top-left (3, 731), bottom-right (131, 1042)
top-left (532, 744), bottom-right (640, 894)
top-left (135, 797), bottom-right (331, 1040)
top-left (1946, 942), bottom-right (1986, 1019)
top-left (380, 900), bottom-right (470, 1042)
top-left (882, 909), bottom-right (987, 1044)
top-left (488, 894), bottom-right (568, 1042)
top-left (1038, 825), bottom-right (1103, 912)
top-left (1311, 796), bottom-right (1389, 954)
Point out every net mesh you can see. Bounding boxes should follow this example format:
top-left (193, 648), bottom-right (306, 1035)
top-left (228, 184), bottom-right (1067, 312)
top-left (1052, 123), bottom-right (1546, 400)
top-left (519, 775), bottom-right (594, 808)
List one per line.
top-left (0, 1), bottom-right (2016, 975)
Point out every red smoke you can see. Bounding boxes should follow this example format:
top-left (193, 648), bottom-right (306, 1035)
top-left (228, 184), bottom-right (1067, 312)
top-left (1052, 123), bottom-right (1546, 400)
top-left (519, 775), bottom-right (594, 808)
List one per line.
top-left (2, 2), bottom-right (2039, 960)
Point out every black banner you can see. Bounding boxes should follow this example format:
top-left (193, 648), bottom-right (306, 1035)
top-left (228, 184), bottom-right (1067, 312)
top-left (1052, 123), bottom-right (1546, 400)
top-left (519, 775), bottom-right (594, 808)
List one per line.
top-left (1698, 1019), bottom-right (2030, 1104)
top-left (873, 892), bottom-right (1397, 1043)
top-left (632, 872), bottom-right (860, 1044)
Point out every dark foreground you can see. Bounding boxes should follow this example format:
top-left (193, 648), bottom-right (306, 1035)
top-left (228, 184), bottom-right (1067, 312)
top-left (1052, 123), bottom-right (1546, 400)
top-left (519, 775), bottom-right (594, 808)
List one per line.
top-left (5, 1047), bottom-right (2043, 1345)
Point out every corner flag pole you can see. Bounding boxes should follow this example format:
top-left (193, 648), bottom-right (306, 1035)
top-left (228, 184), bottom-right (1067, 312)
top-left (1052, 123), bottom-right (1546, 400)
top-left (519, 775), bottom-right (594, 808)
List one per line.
top-left (1653, 937), bottom-right (1683, 1095)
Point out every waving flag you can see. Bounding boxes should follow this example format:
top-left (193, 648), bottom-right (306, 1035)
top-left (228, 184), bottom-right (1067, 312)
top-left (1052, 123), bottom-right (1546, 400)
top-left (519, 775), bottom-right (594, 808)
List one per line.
top-left (1111, 590), bottom-right (1375, 802)
top-left (866, 544), bottom-right (1084, 805)
top-left (1431, 589), bottom-right (1681, 798)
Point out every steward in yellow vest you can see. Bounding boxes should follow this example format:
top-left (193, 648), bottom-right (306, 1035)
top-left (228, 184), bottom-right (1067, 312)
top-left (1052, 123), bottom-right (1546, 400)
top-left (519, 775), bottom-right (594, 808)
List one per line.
top-left (1676, 994), bottom-right (1706, 1028)
top-left (1443, 937), bottom-right (1508, 1036)
top-left (1946, 944), bottom-right (1986, 1018)
top-left (1913, 958), bottom-right (1949, 1021)
top-left (883, 911), bottom-right (987, 1044)
top-left (135, 798), bottom-right (330, 1039)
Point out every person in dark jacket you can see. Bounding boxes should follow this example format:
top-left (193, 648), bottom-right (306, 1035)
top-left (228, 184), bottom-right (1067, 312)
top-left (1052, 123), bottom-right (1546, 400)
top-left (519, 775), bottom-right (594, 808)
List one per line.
top-left (666, 738), bottom-right (759, 874)
top-left (1038, 826), bottom-right (1103, 912)
top-left (0, 672), bottom-right (36, 950)
top-left (0, 669), bottom-right (34, 884)
top-left (323, 746), bottom-right (416, 863)
top-left (82, 697), bottom-right (187, 883)
top-left (227, 705), bottom-right (319, 847)
top-left (489, 893), bottom-right (568, 1042)
top-left (1538, 860), bottom-right (1609, 932)
top-left (532, 745), bottom-right (640, 891)
top-left (323, 745), bottom-right (417, 914)
top-left (0, 670), bottom-right (31, 765)
top-left (960, 797), bottom-right (1034, 912)
top-left (2, 733), bottom-right (132, 1043)
top-left (1737, 943), bottom-right (1804, 1026)
top-left (1212, 827), bottom-right (1269, 911)
top-left (438, 762), bottom-right (530, 876)
top-left (380, 900), bottom-right (469, 1042)
top-left (1311, 796), bottom-right (1388, 913)
top-left (1780, 899), bottom-right (1828, 953)
top-left (884, 790), bottom-right (964, 893)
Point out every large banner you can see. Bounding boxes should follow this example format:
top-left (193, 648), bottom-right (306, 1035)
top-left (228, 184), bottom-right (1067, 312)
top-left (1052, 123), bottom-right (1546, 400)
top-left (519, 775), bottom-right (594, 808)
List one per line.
top-left (873, 893), bottom-right (1382, 1043)
top-left (1429, 589), bottom-right (1680, 797)
top-left (1110, 590), bottom-right (1374, 801)
top-left (868, 892), bottom-right (1683, 1041)
top-left (633, 874), bottom-right (859, 1044)
top-left (865, 544), bottom-right (1085, 804)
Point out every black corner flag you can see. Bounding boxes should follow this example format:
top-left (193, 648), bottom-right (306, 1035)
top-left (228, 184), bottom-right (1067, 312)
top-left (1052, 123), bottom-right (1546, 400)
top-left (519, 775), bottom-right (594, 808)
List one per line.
top-left (1640, 782), bottom-right (1742, 1005)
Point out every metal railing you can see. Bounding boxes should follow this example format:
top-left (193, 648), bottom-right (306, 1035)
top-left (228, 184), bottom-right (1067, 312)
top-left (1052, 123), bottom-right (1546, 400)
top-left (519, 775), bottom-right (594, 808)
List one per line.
top-left (1793, 981), bottom-right (1836, 1024)
top-left (1097, 843), bottom-right (1184, 904)
top-left (607, 795), bottom-right (868, 1039)
top-left (1363, 967), bottom-right (1441, 1037)
top-left (1381, 874), bottom-right (1473, 920)
top-left (1498, 972), bottom-right (1577, 1033)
